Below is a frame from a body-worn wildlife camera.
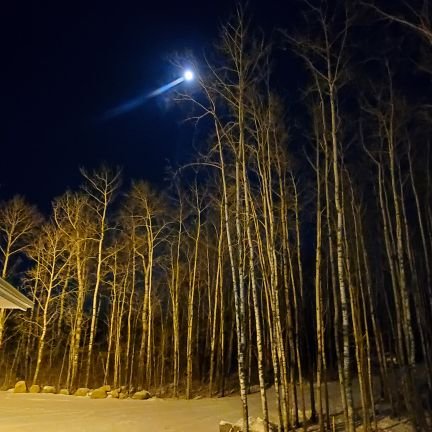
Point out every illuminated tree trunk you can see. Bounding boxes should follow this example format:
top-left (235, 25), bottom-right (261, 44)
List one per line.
top-left (408, 144), bottom-right (432, 389)
top-left (169, 202), bottom-right (183, 396)
top-left (209, 209), bottom-right (223, 397)
top-left (30, 225), bottom-right (69, 385)
top-left (186, 184), bottom-right (202, 399)
top-left (82, 167), bottom-right (120, 388)
top-left (312, 115), bottom-right (325, 432)
top-left (329, 80), bottom-right (355, 431)
top-left (343, 181), bottom-right (372, 431)
top-left (53, 192), bottom-right (92, 390)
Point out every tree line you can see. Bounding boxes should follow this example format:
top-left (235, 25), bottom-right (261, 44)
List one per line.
top-left (1, 1), bottom-right (431, 431)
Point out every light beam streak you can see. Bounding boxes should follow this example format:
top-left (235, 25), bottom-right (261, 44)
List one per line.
top-left (103, 77), bottom-right (185, 120)
top-left (147, 77), bottom-right (184, 97)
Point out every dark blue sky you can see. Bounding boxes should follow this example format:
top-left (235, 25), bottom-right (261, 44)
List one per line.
top-left (1, 0), bottom-right (295, 209)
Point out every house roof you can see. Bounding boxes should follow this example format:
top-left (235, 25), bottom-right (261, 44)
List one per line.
top-left (0, 277), bottom-right (33, 310)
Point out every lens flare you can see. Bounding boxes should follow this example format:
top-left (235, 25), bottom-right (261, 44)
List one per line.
top-left (102, 69), bottom-right (195, 120)
top-left (184, 70), bottom-right (194, 81)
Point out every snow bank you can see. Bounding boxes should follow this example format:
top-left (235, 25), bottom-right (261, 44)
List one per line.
top-left (0, 384), bottom-right (418, 432)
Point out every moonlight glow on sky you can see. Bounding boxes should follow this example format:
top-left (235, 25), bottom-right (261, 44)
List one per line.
top-left (183, 70), bottom-right (194, 81)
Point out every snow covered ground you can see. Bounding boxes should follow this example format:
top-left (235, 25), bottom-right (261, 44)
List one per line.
top-left (2, 391), bottom-right (244, 431)
top-left (0, 386), bottom-right (417, 431)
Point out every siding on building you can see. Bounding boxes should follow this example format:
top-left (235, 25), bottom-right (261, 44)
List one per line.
top-left (0, 277), bottom-right (33, 310)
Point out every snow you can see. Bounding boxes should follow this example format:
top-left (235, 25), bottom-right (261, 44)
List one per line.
top-left (0, 392), bottom-right (245, 432)
top-left (0, 384), bottom-right (417, 432)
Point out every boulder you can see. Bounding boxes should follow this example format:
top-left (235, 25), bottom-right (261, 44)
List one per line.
top-left (59, 389), bottom-right (69, 395)
top-left (131, 390), bottom-right (151, 400)
top-left (219, 422), bottom-right (242, 432)
top-left (110, 388), bottom-right (120, 398)
top-left (29, 384), bottom-right (41, 393)
top-left (74, 387), bottom-right (90, 397)
top-left (90, 387), bottom-right (108, 399)
top-left (219, 418), bottom-right (277, 432)
top-left (42, 385), bottom-right (56, 394)
top-left (250, 418), bottom-right (277, 431)
top-left (99, 385), bottom-right (111, 392)
top-left (14, 381), bottom-right (27, 393)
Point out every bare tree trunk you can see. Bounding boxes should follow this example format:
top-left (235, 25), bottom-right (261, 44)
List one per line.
top-left (82, 168), bottom-right (120, 388)
top-left (313, 122), bottom-right (325, 432)
top-left (209, 213), bottom-right (223, 396)
top-left (185, 184), bottom-right (202, 399)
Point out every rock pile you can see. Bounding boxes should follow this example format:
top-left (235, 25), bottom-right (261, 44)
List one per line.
top-left (7, 380), bottom-right (153, 401)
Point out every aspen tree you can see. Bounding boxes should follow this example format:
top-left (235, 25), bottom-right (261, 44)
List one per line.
top-left (27, 223), bottom-right (70, 384)
top-left (53, 192), bottom-right (92, 390)
top-left (81, 167), bottom-right (121, 387)
top-left (185, 182), bottom-right (205, 399)
top-left (0, 196), bottom-right (41, 347)
top-left (183, 10), bottom-right (270, 428)
top-left (288, 3), bottom-right (355, 428)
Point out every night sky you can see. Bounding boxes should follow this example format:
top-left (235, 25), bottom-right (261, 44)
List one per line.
top-left (1, 0), bottom-right (295, 210)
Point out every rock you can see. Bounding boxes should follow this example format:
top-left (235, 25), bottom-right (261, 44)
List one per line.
top-left (90, 387), bottom-right (108, 399)
top-left (74, 387), bottom-right (90, 397)
top-left (219, 417), bottom-right (277, 432)
top-left (59, 389), bottom-right (69, 395)
top-left (219, 422), bottom-right (242, 432)
top-left (250, 417), bottom-right (278, 431)
top-left (99, 384), bottom-right (111, 392)
top-left (110, 388), bottom-right (120, 398)
top-left (14, 381), bottom-right (27, 393)
top-left (131, 390), bottom-right (151, 400)
top-left (29, 384), bottom-right (41, 393)
top-left (42, 385), bottom-right (56, 394)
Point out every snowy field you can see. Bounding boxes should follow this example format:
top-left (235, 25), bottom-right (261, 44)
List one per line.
top-left (1, 391), bottom-right (246, 431)
top-left (0, 386), bottom-right (417, 432)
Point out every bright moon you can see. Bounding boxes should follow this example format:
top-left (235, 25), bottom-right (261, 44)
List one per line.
top-left (184, 70), bottom-right (194, 81)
